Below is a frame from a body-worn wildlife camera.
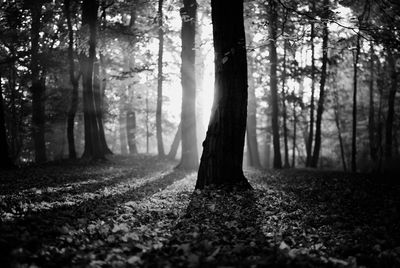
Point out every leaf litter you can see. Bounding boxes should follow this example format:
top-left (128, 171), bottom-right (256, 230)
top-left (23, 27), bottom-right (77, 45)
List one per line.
top-left (0, 157), bottom-right (399, 267)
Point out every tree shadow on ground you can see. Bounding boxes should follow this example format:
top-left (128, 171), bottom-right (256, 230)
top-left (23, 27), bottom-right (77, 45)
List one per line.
top-left (141, 186), bottom-right (329, 268)
top-left (0, 168), bottom-right (188, 266)
top-left (254, 169), bottom-right (400, 268)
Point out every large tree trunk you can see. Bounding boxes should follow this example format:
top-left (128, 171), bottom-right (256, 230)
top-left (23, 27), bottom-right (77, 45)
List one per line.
top-left (81, 0), bottom-right (104, 160)
top-left (268, 0), bottom-right (282, 169)
top-left (351, 33), bottom-right (361, 172)
top-left (385, 48), bottom-right (398, 160)
top-left (179, 0), bottom-right (199, 170)
top-left (0, 72), bottom-right (14, 169)
top-left (196, 0), bottom-right (251, 189)
top-left (156, 0), bottom-right (165, 157)
top-left (168, 122), bottom-right (181, 159)
top-left (246, 39), bottom-right (261, 168)
top-left (64, 0), bottom-right (80, 160)
top-left (311, 8), bottom-right (329, 168)
top-left (30, 4), bottom-right (46, 163)
top-left (306, 0), bottom-right (316, 167)
top-left (282, 39), bottom-right (290, 168)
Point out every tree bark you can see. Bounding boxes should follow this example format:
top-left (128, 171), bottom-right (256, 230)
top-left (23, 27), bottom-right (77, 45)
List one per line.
top-left (81, 0), bottom-right (104, 160)
top-left (30, 4), bottom-right (47, 163)
top-left (268, 0), bottom-right (282, 169)
top-left (334, 88), bottom-right (347, 172)
top-left (196, 0), bottom-right (251, 189)
top-left (156, 0), bottom-right (165, 157)
top-left (64, 0), bottom-right (80, 160)
top-left (306, 0), bottom-right (316, 167)
top-left (351, 33), bottom-right (361, 172)
top-left (311, 8), bottom-right (329, 168)
top-left (180, 0), bottom-right (199, 170)
top-left (119, 108), bottom-right (128, 155)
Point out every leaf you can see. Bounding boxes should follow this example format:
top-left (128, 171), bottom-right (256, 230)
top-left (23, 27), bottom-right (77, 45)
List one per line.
top-left (127, 256), bottom-right (141, 264)
top-left (222, 56), bottom-right (228, 64)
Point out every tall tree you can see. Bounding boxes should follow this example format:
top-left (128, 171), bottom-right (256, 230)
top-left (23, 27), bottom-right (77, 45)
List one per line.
top-left (246, 34), bottom-right (261, 168)
top-left (0, 71), bottom-right (14, 169)
top-left (368, 42), bottom-right (377, 162)
top-left (64, 0), bottom-right (80, 159)
top-left (311, 1), bottom-right (329, 167)
top-left (268, 0), bottom-right (282, 169)
top-left (306, 0), bottom-right (316, 167)
top-left (80, 0), bottom-right (104, 159)
top-left (351, 32), bottom-right (361, 172)
top-left (179, 0), bottom-right (198, 169)
top-left (196, 0), bottom-right (251, 189)
top-left (29, 2), bottom-right (47, 163)
top-left (156, 0), bottom-right (165, 157)
top-left (385, 47), bottom-right (398, 160)
top-left (282, 39), bottom-right (290, 168)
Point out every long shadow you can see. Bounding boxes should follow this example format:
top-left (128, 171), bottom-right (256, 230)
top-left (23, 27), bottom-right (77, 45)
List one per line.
top-left (263, 169), bottom-right (400, 268)
top-left (0, 169), bottom-right (188, 266)
top-left (141, 187), bottom-right (329, 267)
top-left (0, 155), bottom-right (170, 194)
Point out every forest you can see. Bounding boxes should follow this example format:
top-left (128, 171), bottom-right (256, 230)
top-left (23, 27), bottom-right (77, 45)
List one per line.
top-left (0, 0), bottom-right (399, 267)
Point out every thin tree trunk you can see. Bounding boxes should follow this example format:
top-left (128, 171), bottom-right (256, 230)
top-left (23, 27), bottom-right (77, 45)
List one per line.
top-left (306, 0), bottom-right (316, 167)
top-left (351, 33), bottom-right (361, 172)
top-left (30, 4), bottom-right (46, 163)
top-left (168, 122), bottom-right (181, 159)
top-left (368, 42), bottom-right (377, 162)
top-left (292, 100), bottom-right (297, 168)
top-left (334, 89), bottom-right (347, 172)
top-left (180, 0), bottom-right (198, 170)
top-left (311, 9), bottom-right (329, 168)
top-left (64, 0), bottom-right (79, 160)
top-left (126, 109), bottom-right (138, 154)
top-left (268, 0), bottom-right (282, 169)
top-left (0, 71), bottom-right (14, 169)
top-left (93, 61), bottom-right (112, 154)
top-left (246, 57), bottom-right (261, 168)
top-left (246, 25), bottom-right (261, 169)
top-left (196, 0), bottom-right (251, 189)
top-left (119, 108), bottom-right (128, 155)
top-left (282, 39), bottom-right (290, 168)
top-left (145, 87), bottom-right (149, 154)
top-left (385, 48), bottom-right (398, 160)
top-left (156, 0), bottom-right (165, 157)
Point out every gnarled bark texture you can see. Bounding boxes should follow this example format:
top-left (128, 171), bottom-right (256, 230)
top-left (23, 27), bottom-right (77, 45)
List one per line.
top-left (196, 0), bottom-right (251, 189)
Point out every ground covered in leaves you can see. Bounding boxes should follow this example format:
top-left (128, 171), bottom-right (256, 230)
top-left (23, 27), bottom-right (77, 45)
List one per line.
top-left (0, 155), bottom-right (399, 267)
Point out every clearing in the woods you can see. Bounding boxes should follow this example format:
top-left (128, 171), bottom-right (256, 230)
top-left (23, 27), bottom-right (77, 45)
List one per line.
top-left (0, 156), bottom-right (399, 267)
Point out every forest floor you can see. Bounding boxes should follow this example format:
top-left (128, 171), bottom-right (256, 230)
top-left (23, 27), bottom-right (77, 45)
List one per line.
top-left (0, 155), bottom-right (399, 268)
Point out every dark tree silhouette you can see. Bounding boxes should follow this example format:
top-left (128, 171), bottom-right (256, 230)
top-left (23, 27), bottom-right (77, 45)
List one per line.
top-left (64, 0), bottom-right (80, 159)
top-left (268, 0), bottom-right (282, 169)
top-left (0, 72), bottom-right (14, 169)
top-left (196, 0), bottom-right (251, 189)
top-left (179, 0), bottom-right (199, 170)
top-left (29, 2), bottom-right (47, 163)
top-left (311, 1), bottom-right (329, 168)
